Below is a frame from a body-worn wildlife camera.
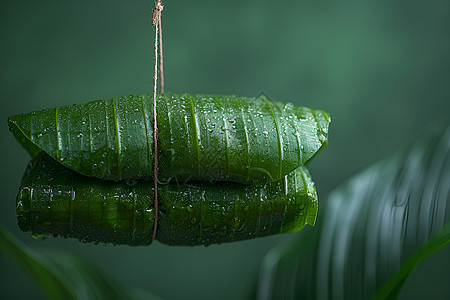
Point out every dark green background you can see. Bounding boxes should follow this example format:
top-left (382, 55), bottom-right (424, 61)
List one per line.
top-left (1, 0), bottom-right (449, 299)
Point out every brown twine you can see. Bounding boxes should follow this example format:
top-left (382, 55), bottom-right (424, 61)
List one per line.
top-left (152, 0), bottom-right (164, 241)
top-left (158, 4), bottom-right (165, 94)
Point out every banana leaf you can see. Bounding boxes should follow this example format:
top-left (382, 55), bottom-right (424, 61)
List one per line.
top-left (255, 124), bottom-right (450, 299)
top-left (8, 93), bottom-right (330, 184)
top-left (17, 153), bottom-right (318, 246)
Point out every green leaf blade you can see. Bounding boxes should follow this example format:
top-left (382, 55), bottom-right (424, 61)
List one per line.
top-left (0, 226), bottom-right (76, 300)
top-left (256, 124), bottom-right (450, 299)
top-left (0, 226), bottom-right (161, 300)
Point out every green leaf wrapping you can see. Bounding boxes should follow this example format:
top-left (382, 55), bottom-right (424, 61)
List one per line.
top-left (8, 94), bottom-right (330, 184)
top-left (255, 124), bottom-right (450, 299)
top-left (17, 154), bottom-right (318, 246)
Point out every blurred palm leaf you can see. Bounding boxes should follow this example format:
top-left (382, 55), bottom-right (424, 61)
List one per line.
top-left (256, 124), bottom-right (450, 300)
top-left (0, 226), bottom-right (160, 300)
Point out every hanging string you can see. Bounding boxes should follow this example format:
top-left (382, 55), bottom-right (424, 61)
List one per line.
top-left (152, 0), bottom-right (164, 241)
top-left (158, 2), bottom-right (165, 94)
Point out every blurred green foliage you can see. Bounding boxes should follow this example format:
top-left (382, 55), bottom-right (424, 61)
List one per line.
top-left (256, 125), bottom-right (449, 299)
top-left (0, 226), bottom-right (161, 300)
top-left (1, 0), bottom-right (449, 299)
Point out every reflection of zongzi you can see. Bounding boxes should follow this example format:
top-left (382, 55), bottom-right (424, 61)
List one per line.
top-left (17, 154), bottom-right (318, 246)
top-left (9, 93), bottom-right (330, 184)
